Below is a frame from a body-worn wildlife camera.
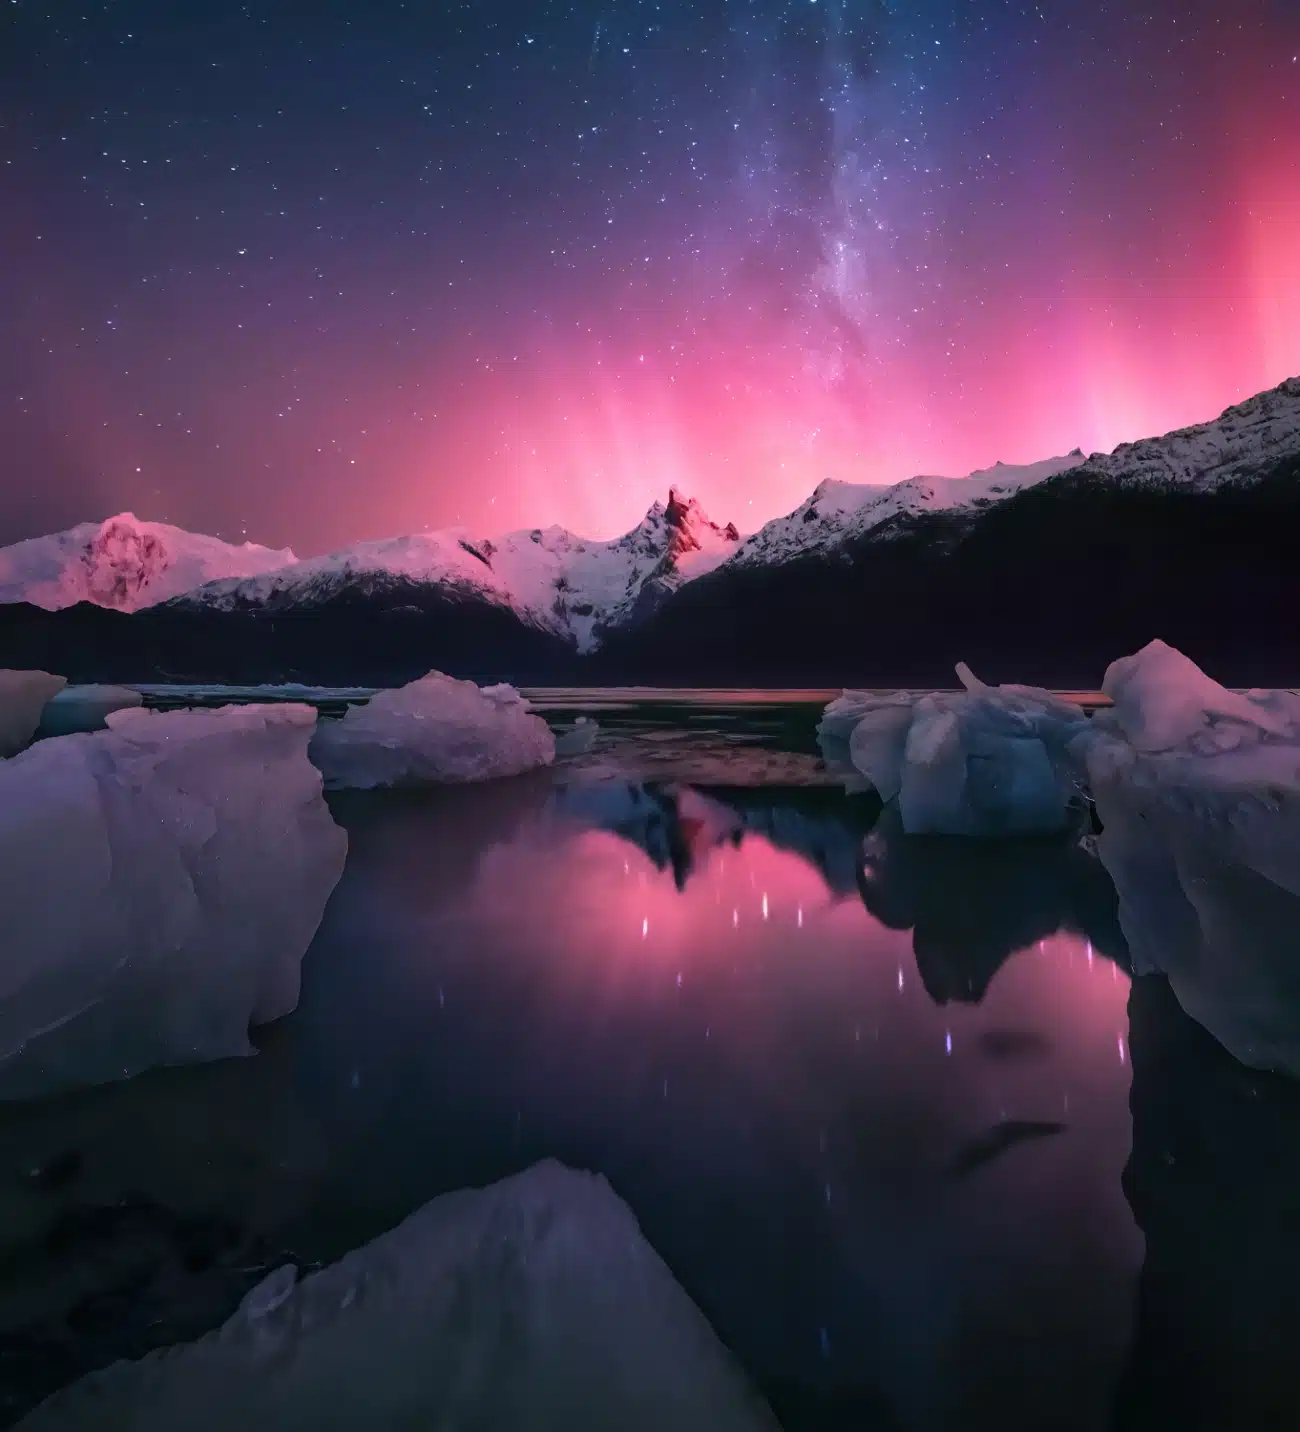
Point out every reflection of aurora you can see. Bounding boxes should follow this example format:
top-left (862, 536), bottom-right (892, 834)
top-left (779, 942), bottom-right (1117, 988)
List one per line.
top-left (547, 775), bottom-right (1130, 993)
top-left (3, 773), bottom-right (1294, 1429)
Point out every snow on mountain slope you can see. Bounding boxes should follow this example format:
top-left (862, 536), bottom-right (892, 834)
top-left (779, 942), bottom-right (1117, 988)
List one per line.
top-left (185, 488), bottom-right (741, 653)
top-left (186, 528), bottom-right (525, 616)
top-left (0, 513), bottom-right (296, 613)
top-left (725, 375), bottom-right (1300, 572)
top-left (1085, 375), bottom-right (1300, 489)
top-left (728, 452), bottom-right (1088, 569)
top-left (8, 376), bottom-right (1295, 643)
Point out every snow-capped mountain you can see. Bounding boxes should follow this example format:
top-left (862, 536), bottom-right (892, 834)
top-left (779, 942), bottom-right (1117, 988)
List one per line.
top-left (728, 452), bottom-right (1088, 569)
top-left (727, 377), bottom-right (1300, 570)
top-left (2, 375), bottom-right (1297, 687)
top-left (1085, 376), bottom-right (1300, 489)
top-left (179, 487), bottom-right (741, 653)
top-left (595, 374), bottom-right (1300, 688)
top-left (0, 513), bottom-right (296, 613)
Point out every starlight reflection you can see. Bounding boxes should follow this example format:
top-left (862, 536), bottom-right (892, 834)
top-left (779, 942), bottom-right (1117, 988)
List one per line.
top-left (301, 780), bottom-right (1143, 1432)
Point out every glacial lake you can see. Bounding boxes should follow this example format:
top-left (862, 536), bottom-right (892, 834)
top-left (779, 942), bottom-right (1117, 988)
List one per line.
top-left (2, 691), bottom-right (1297, 1430)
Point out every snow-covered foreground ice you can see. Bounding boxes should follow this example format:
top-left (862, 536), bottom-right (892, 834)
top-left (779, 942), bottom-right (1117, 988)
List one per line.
top-left (819, 667), bottom-right (1089, 836)
top-left (1076, 641), bottom-right (1300, 1076)
top-left (0, 704), bottom-right (347, 1100)
top-left (309, 671), bottom-right (555, 789)
top-left (0, 669), bottom-right (67, 757)
top-left (16, 1160), bottom-right (779, 1432)
top-left (37, 684), bottom-right (143, 737)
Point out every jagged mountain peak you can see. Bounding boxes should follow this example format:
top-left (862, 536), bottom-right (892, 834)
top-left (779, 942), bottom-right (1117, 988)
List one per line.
top-left (5, 376), bottom-right (1295, 663)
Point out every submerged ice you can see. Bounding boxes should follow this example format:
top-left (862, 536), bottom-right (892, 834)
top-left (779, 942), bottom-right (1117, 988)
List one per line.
top-left (0, 703), bottom-right (347, 1100)
top-left (309, 671), bottom-right (556, 789)
top-left (16, 1160), bottom-right (779, 1432)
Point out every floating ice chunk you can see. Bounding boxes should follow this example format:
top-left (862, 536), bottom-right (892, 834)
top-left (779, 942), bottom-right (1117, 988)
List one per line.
top-left (847, 703), bottom-right (915, 803)
top-left (554, 715), bottom-right (600, 757)
top-left (0, 704), bottom-right (347, 1100)
top-left (1096, 639), bottom-right (1300, 754)
top-left (479, 681), bottom-right (529, 708)
top-left (819, 668), bottom-right (1087, 836)
top-left (16, 1160), bottom-right (779, 1432)
top-left (1076, 643), bottom-right (1300, 1075)
top-left (0, 670), bottom-right (67, 757)
top-left (309, 672), bottom-right (555, 790)
top-left (818, 689), bottom-right (908, 743)
top-left (817, 691), bottom-right (914, 795)
top-left (37, 684), bottom-right (143, 738)
top-left (900, 692), bottom-right (1082, 838)
top-left (1110, 640), bottom-right (1300, 752)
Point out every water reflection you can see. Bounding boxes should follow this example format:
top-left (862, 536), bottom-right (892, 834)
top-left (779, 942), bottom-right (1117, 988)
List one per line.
top-left (0, 773), bottom-right (1294, 1430)
top-left (1116, 974), bottom-right (1300, 1431)
top-left (857, 804), bottom-right (1130, 1004)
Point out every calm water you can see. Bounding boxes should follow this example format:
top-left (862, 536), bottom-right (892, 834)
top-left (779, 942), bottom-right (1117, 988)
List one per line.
top-left (1, 694), bottom-right (1298, 1430)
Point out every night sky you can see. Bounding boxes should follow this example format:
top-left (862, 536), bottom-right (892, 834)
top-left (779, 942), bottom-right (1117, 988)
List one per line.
top-left (2, 1), bottom-right (1298, 554)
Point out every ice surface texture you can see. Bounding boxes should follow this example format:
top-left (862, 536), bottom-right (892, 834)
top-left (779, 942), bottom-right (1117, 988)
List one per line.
top-left (0, 703), bottom-right (347, 1100)
top-left (819, 670), bottom-right (1089, 836)
top-left (37, 684), bottom-right (143, 738)
top-left (1076, 641), bottom-right (1300, 1076)
top-left (309, 671), bottom-right (556, 789)
top-left (16, 1160), bottom-right (779, 1432)
top-left (0, 669), bottom-right (68, 757)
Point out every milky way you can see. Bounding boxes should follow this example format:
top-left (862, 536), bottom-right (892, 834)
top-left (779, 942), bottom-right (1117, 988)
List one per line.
top-left (2, 0), bottom-right (1297, 551)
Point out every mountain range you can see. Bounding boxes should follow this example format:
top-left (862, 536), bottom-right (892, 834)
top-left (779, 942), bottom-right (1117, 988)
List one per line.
top-left (1, 375), bottom-right (1297, 686)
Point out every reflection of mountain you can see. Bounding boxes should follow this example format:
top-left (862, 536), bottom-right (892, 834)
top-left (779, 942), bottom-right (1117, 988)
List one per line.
top-left (1116, 975), bottom-right (1300, 1430)
top-left (551, 779), bottom-right (1130, 1003)
top-left (548, 778), bottom-right (882, 894)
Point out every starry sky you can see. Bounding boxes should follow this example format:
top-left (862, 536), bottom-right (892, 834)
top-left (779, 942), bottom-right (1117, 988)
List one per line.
top-left (2, 1), bottom-right (1298, 554)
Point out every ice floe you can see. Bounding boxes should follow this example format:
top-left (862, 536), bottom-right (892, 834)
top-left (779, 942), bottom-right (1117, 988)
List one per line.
top-left (1075, 641), bottom-right (1300, 1076)
top-left (819, 667), bottom-right (1089, 836)
top-left (309, 671), bottom-right (556, 789)
top-left (15, 1160), bottom-right (779, 1432)
top-left (0, 703), bottom-right (346, 1099)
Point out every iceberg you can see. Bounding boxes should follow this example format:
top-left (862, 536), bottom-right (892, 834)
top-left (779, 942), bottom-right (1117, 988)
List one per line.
top-left (0, 703), bottom-right (347, 1100)
top-left (37, 683), bottom-right (144, 738)
top-left (309, 671), bottom-right (556, 790)
top-left (1076, 641), bottom-right (1300, 1076)
top-left (554, 715), bottom-right (600, 757)
top-left (16, 1160), bottom-right (780, 1432)
top-left (1095, 638), bottom-right (1300, 754)
top-left (818, 667), bottom-right (1088, 836)
top-left (0, 669), bottom-right (67, 757)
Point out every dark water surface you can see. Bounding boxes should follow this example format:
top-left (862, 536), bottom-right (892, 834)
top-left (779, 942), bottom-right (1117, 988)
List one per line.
top-left (1, 694), bottom-right (1298, 1430)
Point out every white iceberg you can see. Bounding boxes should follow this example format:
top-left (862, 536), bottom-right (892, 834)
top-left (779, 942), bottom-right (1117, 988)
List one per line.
top-left (1076, 641), bottom-right (1300, 1076)
top-left (309, 671), bottom-right (556, 790)
top-left (37, 683), bottom-right (144, 738)
top-left (0, 669), bottom-right (67, 757)
top-left (818, 666), bottom-right (1088, 836)
top-left (0, 703), bottom-right (347, 1100)
top-left (16, 1160), bottom-right (779, 1432)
